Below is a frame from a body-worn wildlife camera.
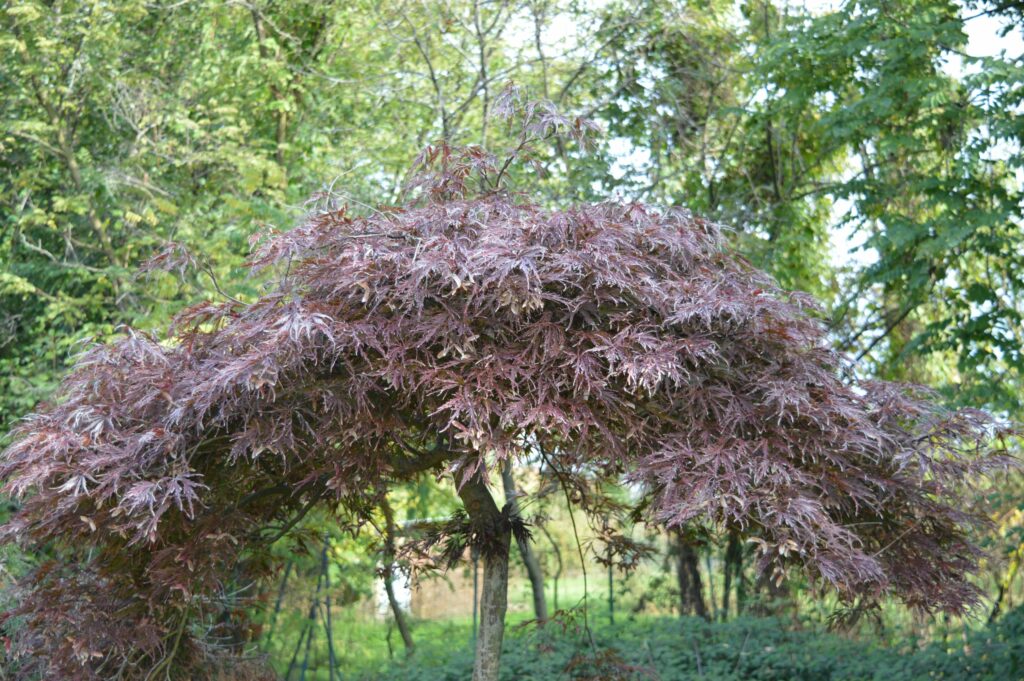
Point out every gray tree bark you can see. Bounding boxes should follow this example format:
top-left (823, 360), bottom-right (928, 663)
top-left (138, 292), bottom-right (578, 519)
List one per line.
top-left (458, 474), bottom-right (510, 681)
top-left (381, 497), bottom-right (415, 654)
top-left (500, 462), bottom-right (548, 623)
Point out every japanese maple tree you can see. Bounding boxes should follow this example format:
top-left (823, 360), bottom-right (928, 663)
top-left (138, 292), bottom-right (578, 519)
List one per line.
top-left (0, 93), bottom-right (1012, 680)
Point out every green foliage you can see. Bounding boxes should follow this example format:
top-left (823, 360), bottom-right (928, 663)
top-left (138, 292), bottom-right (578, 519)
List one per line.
top-left (0, 0), bottom-right (290, 430)
top-left (370, 610), bottom-right (1024, 681)
top-left (753, 0), bottom-right (1024, 411)
top-left (590, 0), bottom-right (1024, 414)
top-left (593, 0), bottom-right (838, 297)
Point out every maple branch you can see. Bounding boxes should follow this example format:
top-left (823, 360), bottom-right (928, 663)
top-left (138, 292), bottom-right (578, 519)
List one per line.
top-left (854, 302), bottom-right (918, 363)
top-left (390, 436), bottom-right (459, 476)
top-left (260, 489), bottom-right (328, 544)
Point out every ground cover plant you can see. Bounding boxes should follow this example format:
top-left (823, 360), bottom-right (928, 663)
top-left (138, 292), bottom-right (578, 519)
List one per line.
top-left (368, 609), bottom-right (1024, 681)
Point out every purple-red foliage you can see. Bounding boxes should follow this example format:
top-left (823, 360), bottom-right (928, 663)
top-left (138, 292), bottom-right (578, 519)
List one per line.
top-left (0, 133), bottom-right (1014, 677)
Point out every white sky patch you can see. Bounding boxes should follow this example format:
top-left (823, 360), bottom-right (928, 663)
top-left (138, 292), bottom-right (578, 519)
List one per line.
top-left (608, 137), bottom-right (651, 182)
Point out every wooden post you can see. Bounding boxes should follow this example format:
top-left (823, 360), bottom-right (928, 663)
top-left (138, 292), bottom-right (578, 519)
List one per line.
top-left (608, 559), bottom-right (615, 625)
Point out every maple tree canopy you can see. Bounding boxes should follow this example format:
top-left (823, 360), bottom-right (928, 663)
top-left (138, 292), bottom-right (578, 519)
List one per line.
top-left (0, 133), bottom-right (1012, 678)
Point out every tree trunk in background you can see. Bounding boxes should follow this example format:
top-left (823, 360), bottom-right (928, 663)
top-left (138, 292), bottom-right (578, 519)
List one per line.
top-left (754, 567), bottom-right (790, 615)
top-left (459, 474), bottom-right (511, 681)
top-left (540, 523), bottom-right (563, 611)
top-left (675, 530), bottom-right (708, 620)
top-left (500, 462), bottom-right (548, 624)
top-left (262, 560), bottom-right (292, 650)
top-left (381, 497), bottom-right (415, 654)
top-left (989, 545), bottom-right (1023, 623)
top-left (737, 554), bottom-right (748, 615)
top-left (721, 529), bottom-right (742, 620)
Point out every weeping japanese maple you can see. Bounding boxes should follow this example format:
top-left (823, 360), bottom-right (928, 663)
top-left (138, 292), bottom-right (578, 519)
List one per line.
top-left (0, 101), bottom-right (1012, 679)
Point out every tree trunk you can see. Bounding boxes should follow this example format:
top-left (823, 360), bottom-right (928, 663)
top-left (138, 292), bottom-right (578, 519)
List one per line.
top-left (675, 530), bottom-right (708, 620)
top-left (382, 570), bottom-right (414, 654)
top-left (262, 560), bottom-right (292, 650)
top-left (989, 545), bottom-right (1023, 623)
top-left (321, 535), bottom-right (338, 677)
top-left (754, 567), bottom-right (790, 615)
top-left (458, 474), bottom-right (511, 681)
top-left (722, 529), bottom-right (741, 620)
top-left (380, 497), bottom-right (415, 654)
top-left (500, 462), bottom-right (548, 623)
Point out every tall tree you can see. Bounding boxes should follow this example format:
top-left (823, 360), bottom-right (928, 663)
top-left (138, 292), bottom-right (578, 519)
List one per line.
top-left (744, 0), bottom-right (1023, 413)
